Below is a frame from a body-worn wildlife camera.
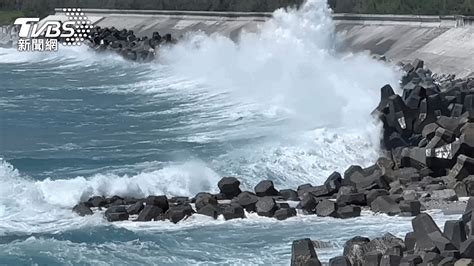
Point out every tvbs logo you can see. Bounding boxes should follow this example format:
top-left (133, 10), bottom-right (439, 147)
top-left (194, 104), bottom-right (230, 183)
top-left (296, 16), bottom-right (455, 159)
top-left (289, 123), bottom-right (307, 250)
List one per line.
top-left (14, 8), bottom-right (92, 52)
top-left (14, 18), bottom-right (76, 39)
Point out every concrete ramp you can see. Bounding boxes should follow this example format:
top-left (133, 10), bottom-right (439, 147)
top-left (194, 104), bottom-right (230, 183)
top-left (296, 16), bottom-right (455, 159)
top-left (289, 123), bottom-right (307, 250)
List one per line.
top-left (49, 9), bottom-right (269, 40)
top-left (334, 14), bottom-right (474, 77)
top-left (44, 9), bottom-right (474, 77)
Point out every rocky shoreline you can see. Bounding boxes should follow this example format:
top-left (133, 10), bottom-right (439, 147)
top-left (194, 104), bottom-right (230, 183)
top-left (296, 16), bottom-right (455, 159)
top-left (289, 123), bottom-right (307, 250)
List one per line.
top-left (0, 24), bottom-right (175, 62)
top-left (292, 199), bottom-right (474, 265)
top-left (0, 25), bottom-right (19, 48)
top-left (83, 26), bottom-right (177, 62)
top-left (71, 58), bottom-right (474, 263)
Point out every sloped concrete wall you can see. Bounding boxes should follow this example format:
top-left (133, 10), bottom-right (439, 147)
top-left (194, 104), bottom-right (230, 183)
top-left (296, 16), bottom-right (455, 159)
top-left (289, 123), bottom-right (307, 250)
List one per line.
top-left (44, 9), bottom-right (474, 77)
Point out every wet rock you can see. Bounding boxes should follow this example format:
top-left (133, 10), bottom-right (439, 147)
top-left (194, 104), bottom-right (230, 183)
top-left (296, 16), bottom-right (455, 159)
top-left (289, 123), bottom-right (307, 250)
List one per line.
top-left (236, 191), bottom-right (259, 212)
top-left (88, 196), bottom-right (107, 207)
top-left (315, 199), bottom-right (337, 217)
top-left (215, 192), bottom-right (229, 200)
top-left (442, 248), bottom-right (462, 258)
top-left (399, 200), bottom-right (421, 216)
top-left (366, 189), bottom-right (390, 205)
top-left (297, 184), bottom-right (313, 196)
top-left (343, 165), bottom-right (365, 185)
top-left (366, 233), bottom-right (405, 256)
top-left (455, 259), bottom-right (474, 266)
top-left (298, 193), bottom-right (318, 213)
top-left (280, 189), bottom-right (299, 201)
top-left (344, 165), bottom-right (387, 190)
top-left (405, 231), bottom-right (416, 252)
top-left (388, 181), bottom-right (403, 194)
top-left (337, 193), bottom-right (366, 207)
top-left (136, 205), bottom-right (163, 221)
top-left (169, 196), bottom-right (190, 205)
top-left (439, 256), bottom-right (458, 265)
top-left (422, 252), bottom-right (443, 265)
top-left (412, 58), bottom-right (424, 70)
top-left (343, 236), bottom-right (370, 266)
top-left (466, 198), bottom-right (474, 213)
top-left (385, 94), bottom-right (414, 136)
top-left (328, 256), bottom-right (351, 266)
top-left (426, 127), bottom-right (454, 149)
top-left (445, 220), bottom-right (467, 249)
top-left (373, 84), bottom-right (395, 115)
top-left (386, 244), bottom-right (403, 256)
top-left (399, 254), bottom-right (422, 265)
top-left (400, 147), bottom-right (427, 170)
top-left (426, 183), bottom-right (446, 192)
top-left (105, 212), bottom-right (129, 222)
top-left (460, 236), bottom-right (474, 259)
top-left (465, 176), bottom-right (474, 196)
top-left (402, 189), bottom-right (419, 201)
top-left (291, 238), bottom-right (321, 266)
top-left (194, 193), bottom-right (217, 211)
top-left (431, 189), bottom-right (458, 201)
top-left (337, 205), bottom-right (361, 219)
top-left (300, 185), bottom-right (330, 198)
top-left (380, 254), bottom-right (402, 266)
top-left (449, 155), bottom-right (474, 181)
top-left (277, 202), bottom-right (290, 209)
top-left (337, 186), bottom-right (357, 197)
top-left (86, 26), bottom-right (170, 62)
top-left (73, 203), bottom-right (93, 216)
top-left (126, 201), bottom-right (144, 215)
top-left (107, 196), bottom-right (125, 206)
top-left (412, 213), bottom-right (444, 252)
top-left (256, 197), bottom-right (278, 217)
top-left (145, 195), bottom-right (169, 212)
top-left (166, 204), bottom-right (194, 224)
top-left (222, 204), bottom-right (245, 220)
top-left (274, 208), bottom-right (297, 221)
top-left (217, 177), bottom-right (242, 199)
top-left (197, 204), bottom-right (219, 219)
top-left (254, 180), bottom-right (279, 197)
top-left (427, 230), bottom-right (457, 253)
top-left (370, 196), bottom-right (401, 215)
top-left (324, 172), bottom-right (342, 194)
top-left (123, 197), bottom-right (140, 205)
top-left (104, 206), bottom-right (129, 222)
top-left (423, 123), bottom-right (440, 140)
top-left (363, 251), bottom-right (382, 266)
top-left (461, 211), bottom-right (472, 235)
top-left (403, 63), bottom-right (415, 73)
top-left (455, 182), bottom-right (469, 197)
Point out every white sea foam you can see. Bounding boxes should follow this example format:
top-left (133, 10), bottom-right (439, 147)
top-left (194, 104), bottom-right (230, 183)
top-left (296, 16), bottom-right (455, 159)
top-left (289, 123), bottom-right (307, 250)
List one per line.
top-left (0, 0), bottom-right (404, 238)
top-left (0, 159), bottom-right (220, 235)
top-left (162, 0), bottom-right (400, 130)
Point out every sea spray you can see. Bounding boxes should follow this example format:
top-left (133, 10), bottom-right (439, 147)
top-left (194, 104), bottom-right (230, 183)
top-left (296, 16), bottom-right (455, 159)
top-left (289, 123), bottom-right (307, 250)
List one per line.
top-left (163, 0), bottom-right (401, 130)
top-left (0, 0), bottom-right (401, 236)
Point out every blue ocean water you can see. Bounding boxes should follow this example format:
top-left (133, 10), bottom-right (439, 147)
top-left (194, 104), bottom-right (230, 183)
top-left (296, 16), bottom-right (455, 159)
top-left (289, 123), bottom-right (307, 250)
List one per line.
top-left (0, 1), bottom-right (458, 264)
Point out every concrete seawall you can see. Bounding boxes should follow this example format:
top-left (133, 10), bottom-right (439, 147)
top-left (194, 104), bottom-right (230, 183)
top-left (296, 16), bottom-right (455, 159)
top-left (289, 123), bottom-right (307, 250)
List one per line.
top-left (43, 9), bottom-right (474, 77)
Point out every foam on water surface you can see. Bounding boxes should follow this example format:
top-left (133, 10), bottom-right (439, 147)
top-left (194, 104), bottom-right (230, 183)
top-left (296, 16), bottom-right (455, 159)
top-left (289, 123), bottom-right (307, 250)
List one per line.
top-left (0, 0), bottom-right (430, 264)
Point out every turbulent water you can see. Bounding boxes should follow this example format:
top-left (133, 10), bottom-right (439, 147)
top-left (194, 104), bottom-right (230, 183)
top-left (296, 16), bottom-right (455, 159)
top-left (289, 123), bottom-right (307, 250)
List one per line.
top-left (0, 0), bottom-right (458, 264)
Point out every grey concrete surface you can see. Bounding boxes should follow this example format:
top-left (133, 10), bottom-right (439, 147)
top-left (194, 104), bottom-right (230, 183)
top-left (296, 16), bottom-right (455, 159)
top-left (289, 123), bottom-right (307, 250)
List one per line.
top-left (42, 9), bottom-right (474, 77)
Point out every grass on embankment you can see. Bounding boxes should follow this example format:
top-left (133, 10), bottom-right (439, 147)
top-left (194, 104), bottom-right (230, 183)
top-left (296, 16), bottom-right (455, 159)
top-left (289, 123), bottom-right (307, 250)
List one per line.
top-left (333, 0), bottom-right (474, 15)
top-left (0, 10), bottom-right (25, 26)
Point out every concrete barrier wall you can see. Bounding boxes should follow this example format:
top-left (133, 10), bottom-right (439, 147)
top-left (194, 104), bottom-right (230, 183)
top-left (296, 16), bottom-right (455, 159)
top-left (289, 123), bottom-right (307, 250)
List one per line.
top-left (42, 9), bottom-right (474, 77)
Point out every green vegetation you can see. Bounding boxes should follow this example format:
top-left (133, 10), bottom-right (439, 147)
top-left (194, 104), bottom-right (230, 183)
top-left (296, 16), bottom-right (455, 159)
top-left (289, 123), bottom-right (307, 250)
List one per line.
top-left (0, 0), bottom-right (472, 22)
top-left (0, 10), bottom-right (25, 25)
top-left (333, 0), bottom-right (474, 15)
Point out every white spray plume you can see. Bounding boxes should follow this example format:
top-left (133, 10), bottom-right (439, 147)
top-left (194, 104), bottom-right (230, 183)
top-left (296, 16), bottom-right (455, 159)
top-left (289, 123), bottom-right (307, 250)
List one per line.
top-left (162, 0), bottom-right (401, 130)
